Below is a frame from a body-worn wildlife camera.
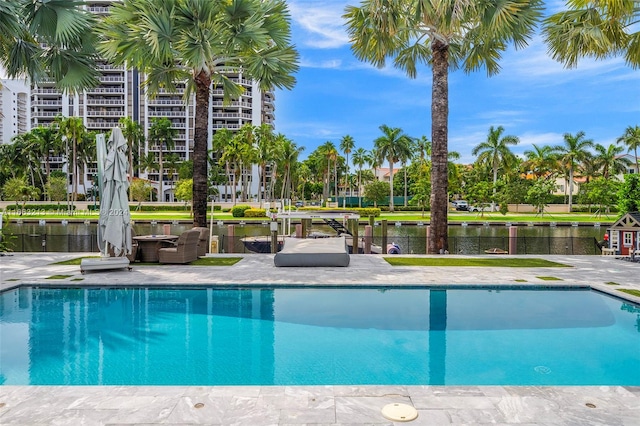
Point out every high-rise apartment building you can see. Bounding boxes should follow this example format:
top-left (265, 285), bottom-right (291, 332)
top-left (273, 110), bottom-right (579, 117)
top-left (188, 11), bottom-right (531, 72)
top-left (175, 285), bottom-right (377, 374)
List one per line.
top-left (1, 0), bottom-right (275, 202)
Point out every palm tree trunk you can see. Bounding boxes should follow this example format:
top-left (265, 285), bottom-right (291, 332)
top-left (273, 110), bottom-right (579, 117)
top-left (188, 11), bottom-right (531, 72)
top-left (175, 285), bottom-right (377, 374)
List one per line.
top-left (159, 149), bottom-right (164, 203)
top-left (404, 165), bottom-right (407, 207)
top-left (192, 71), bottom-right (210, 226)
top-left (568, 167), bottom-right (574, 212)
top-left (429, 39), bottom-right (449, 254)
top-left (358, 169), bottom-right (362, 208)
top-left (388, 159), bottom-right (394, 212)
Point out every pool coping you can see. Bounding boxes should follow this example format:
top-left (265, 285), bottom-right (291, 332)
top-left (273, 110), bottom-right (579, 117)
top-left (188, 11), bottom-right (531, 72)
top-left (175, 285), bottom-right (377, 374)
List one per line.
top-left (1, 254), bottom-right (640, 425)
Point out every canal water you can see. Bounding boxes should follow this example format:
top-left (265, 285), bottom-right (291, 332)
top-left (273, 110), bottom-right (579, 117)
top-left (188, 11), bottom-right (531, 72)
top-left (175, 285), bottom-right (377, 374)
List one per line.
top-left (5, 221), bottom-right (607, 255)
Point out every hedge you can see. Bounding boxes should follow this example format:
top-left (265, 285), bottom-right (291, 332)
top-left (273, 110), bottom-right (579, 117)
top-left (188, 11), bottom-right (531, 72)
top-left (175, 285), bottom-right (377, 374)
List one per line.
top-left (231, 204), bottom-right (252, 217)
top-left (244, 208), bottom-right (267, 218)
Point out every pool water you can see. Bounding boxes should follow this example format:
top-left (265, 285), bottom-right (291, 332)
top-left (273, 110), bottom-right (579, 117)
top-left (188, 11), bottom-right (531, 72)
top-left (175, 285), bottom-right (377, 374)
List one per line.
top-left (1, 286), bottom-right (639, 386)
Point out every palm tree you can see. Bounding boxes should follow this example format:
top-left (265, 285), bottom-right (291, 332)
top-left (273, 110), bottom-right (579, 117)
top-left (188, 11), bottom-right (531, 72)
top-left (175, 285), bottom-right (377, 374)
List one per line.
top-left (472, 126), bottom-right (519, 203)
top-left (344, 0), bottom-right (542, 253)
top-left (139, 152), bottom-right (159, 201)
top-left (279, 137), bottom-right (304, 200)
top-left (99, 0), bottom-right (298, 227)
top-left (553, 131), bottom-right (594, 212)
top-left (255, 124), bottom-right (276, 203)
top-left (594, 143), bottom-right (630, 180)
top-left (119, 117), bottom-right (145, 201)
top-left (148, 117), bottom-right (177, 203)
top-left (543, 1), bottom-right (640, 69)
top-left (352, 147), bottom-right (369, 208)
top-left (617, 125), bottom-right (640, 173)
top-left (212, 129), bottom-right (234, 202)
top-left (0, 0), bottom-right (100, 92)
top-left (415, 136), bottom-right (431, 164)
top-left (30, 126), bottom-right (62, 194)
top-left (374, 124), bottom-right (412, 212)
top-left (340, 135), bottom-right (355, 198)
top-left (9, 133), bottom-right (41, 188)
top-left (523, 144), bottom-right (557, 178)
top-left (318, 142), bottom-right (338, 205)
top-left (55, 116), bottom-right (87, 203)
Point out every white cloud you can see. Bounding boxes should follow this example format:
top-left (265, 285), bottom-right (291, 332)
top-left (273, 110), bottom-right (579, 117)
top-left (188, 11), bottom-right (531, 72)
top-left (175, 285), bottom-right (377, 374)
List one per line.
top-left (299, 57), bottom-right (343, 69)
top-left (501, 36), bottom-right (627, 83)
top-left (517, 132), bottom-right (563, 148)
top-left (289, 1), bottom-right (350, 49)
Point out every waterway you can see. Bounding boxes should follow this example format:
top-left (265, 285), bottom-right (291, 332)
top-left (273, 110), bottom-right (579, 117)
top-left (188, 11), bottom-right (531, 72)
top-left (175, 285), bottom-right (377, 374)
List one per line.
top-left (4, 220), bottom-right (607, 255)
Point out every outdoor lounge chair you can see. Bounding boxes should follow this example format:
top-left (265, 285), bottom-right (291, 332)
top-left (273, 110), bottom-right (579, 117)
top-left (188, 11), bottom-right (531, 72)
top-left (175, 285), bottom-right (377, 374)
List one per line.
top-left (158, 229), bottom-right (200, 264)
top-left (192, 226), bottom-right (209, 257)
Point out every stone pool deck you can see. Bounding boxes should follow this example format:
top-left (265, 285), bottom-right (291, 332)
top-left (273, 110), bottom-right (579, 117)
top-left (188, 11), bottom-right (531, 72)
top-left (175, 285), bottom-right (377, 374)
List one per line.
top-left (1, 253), bottom-right (639, 425)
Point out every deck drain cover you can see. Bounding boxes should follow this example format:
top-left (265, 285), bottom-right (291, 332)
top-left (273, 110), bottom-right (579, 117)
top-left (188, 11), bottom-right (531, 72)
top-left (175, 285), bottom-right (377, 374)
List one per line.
top-left (194, 402), bottom-right (204, 409)
top-left (381, 403), bottom-right (418, 422)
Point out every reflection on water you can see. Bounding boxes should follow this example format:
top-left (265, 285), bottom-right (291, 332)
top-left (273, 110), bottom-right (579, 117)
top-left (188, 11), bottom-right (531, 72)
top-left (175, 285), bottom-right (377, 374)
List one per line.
top-left (1, 287), bottom-right (638, 386)
top-left (5, 222), bottom-right (606, 254)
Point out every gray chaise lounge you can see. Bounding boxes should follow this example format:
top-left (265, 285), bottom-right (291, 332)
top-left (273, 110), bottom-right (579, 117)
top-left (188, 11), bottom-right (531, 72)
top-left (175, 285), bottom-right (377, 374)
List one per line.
top-left (274, 236), bottom-right (350, 267)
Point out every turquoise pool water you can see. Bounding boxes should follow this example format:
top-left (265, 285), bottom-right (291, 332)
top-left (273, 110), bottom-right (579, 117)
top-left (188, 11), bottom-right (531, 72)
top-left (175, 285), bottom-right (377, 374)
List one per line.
top-left (1, 286), bottom-right (639, 386)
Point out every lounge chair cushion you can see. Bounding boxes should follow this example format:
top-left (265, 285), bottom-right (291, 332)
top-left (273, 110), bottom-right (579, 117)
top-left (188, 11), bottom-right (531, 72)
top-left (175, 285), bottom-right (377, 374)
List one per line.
top-left (274, 236), bottom-right (350, 267)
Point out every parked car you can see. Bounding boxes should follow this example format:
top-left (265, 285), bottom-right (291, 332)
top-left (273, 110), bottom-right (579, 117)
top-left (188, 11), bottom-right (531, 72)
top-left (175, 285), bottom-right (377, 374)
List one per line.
top-left (295, 201), bottom-right (304, 208)
top-left (468, 204), bottom-right (496, 212)
top-left (454, 200), bottom-right (469, 211)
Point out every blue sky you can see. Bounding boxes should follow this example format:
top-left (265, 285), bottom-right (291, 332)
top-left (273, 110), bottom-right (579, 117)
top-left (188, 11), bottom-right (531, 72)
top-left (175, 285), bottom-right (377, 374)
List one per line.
top-left (274, 0), bottom-right (640, 164)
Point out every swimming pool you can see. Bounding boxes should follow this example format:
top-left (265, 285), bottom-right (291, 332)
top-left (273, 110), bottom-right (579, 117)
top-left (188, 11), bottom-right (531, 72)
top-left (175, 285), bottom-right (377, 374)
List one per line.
top-left (1, 286), bottom-right (638, 386)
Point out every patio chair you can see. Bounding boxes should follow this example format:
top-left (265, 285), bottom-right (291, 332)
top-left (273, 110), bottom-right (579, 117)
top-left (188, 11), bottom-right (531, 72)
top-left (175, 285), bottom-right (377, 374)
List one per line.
top-left (158, 229), bottom-right (200, 264)
top-left (192, 227), bottom-right (209, 257)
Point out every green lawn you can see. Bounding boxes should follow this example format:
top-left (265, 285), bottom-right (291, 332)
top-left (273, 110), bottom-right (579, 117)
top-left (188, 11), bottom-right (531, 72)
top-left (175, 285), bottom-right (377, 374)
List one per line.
top-left (52, 256), bottom-right (242, 266)
top-left (383, 257), bottom-right (571, 267)
top-left (5, 209), bottom-right (617, 224)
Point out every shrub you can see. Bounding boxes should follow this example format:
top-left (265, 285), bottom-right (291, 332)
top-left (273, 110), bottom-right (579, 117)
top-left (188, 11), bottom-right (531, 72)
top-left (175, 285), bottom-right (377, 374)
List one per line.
top-left (231, 204), bottom-right (252, 217)
top-left (244, 208), bottom-right (267, 218)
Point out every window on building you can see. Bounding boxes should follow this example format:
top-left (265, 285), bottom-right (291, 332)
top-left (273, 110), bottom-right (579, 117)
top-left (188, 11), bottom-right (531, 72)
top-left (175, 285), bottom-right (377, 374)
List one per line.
top-left (623, 232), bottom-right (633, 247)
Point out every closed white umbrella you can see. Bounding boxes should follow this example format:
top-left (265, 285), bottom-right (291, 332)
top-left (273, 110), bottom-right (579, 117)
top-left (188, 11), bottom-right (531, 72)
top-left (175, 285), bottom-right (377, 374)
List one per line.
top-left (98, 127), bottom-right (132, 257)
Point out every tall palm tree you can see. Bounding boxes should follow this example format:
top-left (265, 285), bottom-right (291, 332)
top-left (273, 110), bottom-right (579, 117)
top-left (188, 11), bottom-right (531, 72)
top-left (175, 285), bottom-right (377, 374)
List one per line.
top-left (9, 133), bottom-right (41, 188)
top-left (553, 131), bottom-right (594, 212)
top-left (255, 124), bottom-right (276, 203)
top-left (340, 135), bottom-right (355, 198)
top-left (279, 137), bottom-right (304, 200)
top-left (139, 152), bottom-right (159, 201)
top-left (212, 129), bottom-right (234, 202)
top-left (415, 136), bottom-right (431, 164)
top-left (543, 0), bottom-right (640, 69)
top-left (374, 124), bottom-right (412, 212)
top-left (148, 117), bottom-right (177, 203)
top-left (523, 144), bottom-right (557, 178)
top-left (352, 147), bottom-right (369, 208)
top-left (594, 143), bottom-right (630, 180)
top-left (617, 125), bottom-right (640, 173)
top-left (345, 0), bottom-right (542, 253)
top-left (30, 126), bottom-right (62, 194)
top-left (99, 0), bottom-right (298, 227)
top-left (318, 142), bottom-right (338, 204)
top-left (472, 126), bottom-right (519, 201)
top-left (119, 117), bottom-right (145, 201)
top-left (0, 0), bottom-right (100, 92)
top-left (55, 116), bottom-right (87, 203)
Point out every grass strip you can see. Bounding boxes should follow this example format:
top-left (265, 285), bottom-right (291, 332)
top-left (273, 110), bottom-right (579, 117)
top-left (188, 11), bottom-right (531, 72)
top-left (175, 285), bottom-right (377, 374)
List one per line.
top-left (52, 256), bottom-right (242, 266)
top-left (536, 276), bottom-right (563, 281)
top-left (618, 289), bottom-right (640, 298)
top-left (46, 274), bottom-right (73, 280)
top-left (383, 257), bottom-right (570, 267)
top-left (190, 257), bottom-right (242, 266)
